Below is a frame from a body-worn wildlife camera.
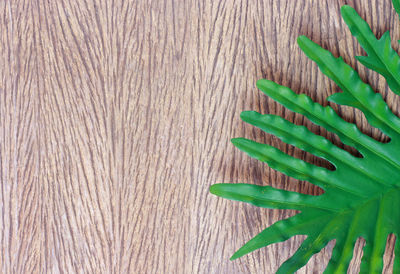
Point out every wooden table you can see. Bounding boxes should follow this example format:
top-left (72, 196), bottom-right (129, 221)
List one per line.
top-left (1, 0), bottom-right (398, 273)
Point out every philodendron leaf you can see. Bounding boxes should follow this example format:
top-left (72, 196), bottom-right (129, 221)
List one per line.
top-left (210, 1), bottom-right (400, 273)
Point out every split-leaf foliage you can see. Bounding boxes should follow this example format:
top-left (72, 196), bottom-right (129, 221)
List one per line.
top-left (210, 1), bottom-right (400, 273)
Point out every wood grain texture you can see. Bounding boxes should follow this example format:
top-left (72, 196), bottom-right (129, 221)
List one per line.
top-left (0, 0), bottom-right (399, 273)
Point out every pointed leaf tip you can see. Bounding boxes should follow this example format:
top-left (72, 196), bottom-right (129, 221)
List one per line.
top-left (296, 35), bottom-right (308, 45)
top-left (297, 35), bottom-right (317, 54)
top-left (341, 5), bottom-right (357, 20)
top-left (256, 79), bottom-right (270, 90)
top-left (230, 252), bottom-right (241, 261)
top-left (340, 5), bottom-right (358, 29)
top-left (230, 242), bottom-right (253, 260)
top-left (209, 184), bottom-right (220, 195)
top-left (340, 5), bottom-right (354, 13)
top-left (231, 137), bottom-right (246, 147)
top-left (240, 110), bottom-right (260, 122)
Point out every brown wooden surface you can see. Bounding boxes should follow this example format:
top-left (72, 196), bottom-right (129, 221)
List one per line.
top-left (1, 0), bottom-right (400, 273)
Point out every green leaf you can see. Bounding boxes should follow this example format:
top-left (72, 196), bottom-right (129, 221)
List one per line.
top-left (341, 5), bottom-right (400, 95)
top-left (297, 35), bottom-right (400, 140)
top-left (229, 211), bottom-right (332, 261)
top-left (210, 2), bottom-right (400, 273)
top-left (210, 183), bottom-right (335, 211)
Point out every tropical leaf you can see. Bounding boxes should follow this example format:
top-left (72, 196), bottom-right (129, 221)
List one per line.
top-left (341, 5), bottom-right (400, 95)
top-left (210, 1), bottom-right (400, 273)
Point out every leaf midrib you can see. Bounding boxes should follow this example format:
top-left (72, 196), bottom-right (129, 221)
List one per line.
top-left (328, 65), bottom-right (400, 138)
top-left (261, 119), bottom-right (393, 189)
top-left (242, 142), bottom-right (365, 198)
top-left (286, 94), bottom-right (400, 186)
top-left (260, 82), bottom-right (400, 186)
top-left (331, 185), bottom-right (400, 217)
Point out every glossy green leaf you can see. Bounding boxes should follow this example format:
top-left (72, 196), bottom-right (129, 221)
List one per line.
top-left (341, 5), bottom-right (400, 95)
top-left (210, 1), bottom-right (400, 273)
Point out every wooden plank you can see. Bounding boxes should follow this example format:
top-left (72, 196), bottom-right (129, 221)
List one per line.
top-left (0, 0), bottom-right (398, 272)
